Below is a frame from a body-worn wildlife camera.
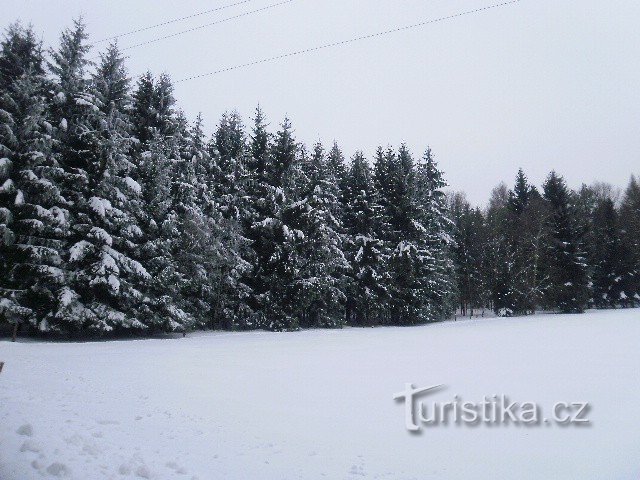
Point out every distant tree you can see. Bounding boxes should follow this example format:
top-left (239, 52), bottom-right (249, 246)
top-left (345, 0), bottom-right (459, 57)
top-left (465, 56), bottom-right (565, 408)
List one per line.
top-left (541, 171), bottom-right (589, 313)
top-left (619, 176), bottom-right (640, 305)
top-left (506, 169), bottom-right (548, 314)
top-left (449, 192), bottom-right (488, 316)
top-left (588, 197), bottom-right (628, 307)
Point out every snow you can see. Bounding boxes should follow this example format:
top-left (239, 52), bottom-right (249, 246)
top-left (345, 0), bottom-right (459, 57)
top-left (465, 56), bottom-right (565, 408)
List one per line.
top-left (88, 197), bottom-right (112, 218)
top-left (124, 176), bottom-right (142, 195)
top-left (13, 190), bottom-right (24, 206)
top-left (1, 309), bottom-right (639, 479)
top-left (97, 252), bottom-right (119, 275)
top-left (0, 178), bottom-right (15, 194)
top-left (88, 227), bottom-right (113, 247)
top-left (69, 240), bottom-right (91, 262)
top-left (0, 157), bottom-right (10, 175)
top-left (58, 287), bottom-right (76, 308)
top-left (106, 274), bottom-right (120, 293)
top-left (74, 97), bottom-right (99, 112)
top-left (123, 224), bottom-right (143, 238)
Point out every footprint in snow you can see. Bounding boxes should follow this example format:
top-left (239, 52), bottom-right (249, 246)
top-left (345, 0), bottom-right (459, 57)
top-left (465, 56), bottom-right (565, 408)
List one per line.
top-left (97, 419), bottom-right (120, 425)
top-left (349, 464), bottom-right (366, 476)
top-left (16, 424), bottom-right (33, 436)
top-left (135, 465), bottom-right (152, 478)
top-left (20, 439), bottom-right (40, 453)
top-left (166, 461), bottom-right (187, 474)
top-left (46, 462), bottom-right (71, 477)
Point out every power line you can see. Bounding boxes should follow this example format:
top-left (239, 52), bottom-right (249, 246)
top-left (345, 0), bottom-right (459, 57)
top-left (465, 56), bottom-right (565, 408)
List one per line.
top-left (90, 0), bottom-right (256, 45)
top-left (175, 0), bottom-right (520, 84)
top-left (119, 0), bottom-right (294, 53)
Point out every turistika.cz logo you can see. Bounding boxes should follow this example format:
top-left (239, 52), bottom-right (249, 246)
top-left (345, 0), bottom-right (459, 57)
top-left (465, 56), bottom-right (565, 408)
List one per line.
top-left (393, 384), bottom-right (591, 431)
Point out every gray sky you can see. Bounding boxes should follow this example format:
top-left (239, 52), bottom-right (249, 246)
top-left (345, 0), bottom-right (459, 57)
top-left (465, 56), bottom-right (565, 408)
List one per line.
top-left (4, 0), bottom-right (640, 204)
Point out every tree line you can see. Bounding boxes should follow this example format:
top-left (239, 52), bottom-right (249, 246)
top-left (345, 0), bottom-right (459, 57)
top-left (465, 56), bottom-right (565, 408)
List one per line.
top-left (0, 21), bottom-right (638, 337)
top-left (450, 170), bottom-right (640, 317)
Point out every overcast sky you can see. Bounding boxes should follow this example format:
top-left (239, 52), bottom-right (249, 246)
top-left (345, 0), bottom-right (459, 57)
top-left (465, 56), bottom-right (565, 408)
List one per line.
top-left (4, 0), bottom-right (640, 204)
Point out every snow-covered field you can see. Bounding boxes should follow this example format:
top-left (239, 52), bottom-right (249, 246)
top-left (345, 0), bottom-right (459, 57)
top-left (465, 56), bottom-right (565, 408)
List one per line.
top-left (1, 309), bottom-right (639, 480)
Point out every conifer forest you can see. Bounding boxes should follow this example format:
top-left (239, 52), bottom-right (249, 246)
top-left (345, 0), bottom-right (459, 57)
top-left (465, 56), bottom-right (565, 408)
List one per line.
top-left (1, 20), bottom-right (639, 337)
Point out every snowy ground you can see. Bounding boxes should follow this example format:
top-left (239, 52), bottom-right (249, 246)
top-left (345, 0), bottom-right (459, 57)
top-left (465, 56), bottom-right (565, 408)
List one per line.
top-left (1, 309), bottom-right (639, 480)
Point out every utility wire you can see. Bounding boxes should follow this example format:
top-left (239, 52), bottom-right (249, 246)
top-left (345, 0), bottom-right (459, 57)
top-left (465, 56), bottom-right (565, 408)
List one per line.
top-left (90, 0), bottom-right (256, 45)
top-left (119, 0), bottom-right (294, 53)
top-left (176, 0), bottom-right (520, 84)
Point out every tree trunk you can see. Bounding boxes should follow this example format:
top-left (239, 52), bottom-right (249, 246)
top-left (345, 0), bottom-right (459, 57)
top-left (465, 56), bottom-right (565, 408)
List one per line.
top-left (12, 322), bottom-right (18, 342)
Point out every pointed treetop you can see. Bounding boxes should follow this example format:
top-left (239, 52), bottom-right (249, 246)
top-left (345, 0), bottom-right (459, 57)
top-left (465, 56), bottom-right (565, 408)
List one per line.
top-left (508, 168), bottom-right (535, 215)
top-left (49, 17), bottom-right (91, 88)
top-left (0, 22), bottom-right (45, 90)
top-left (94, 42), bottom-right (130, 109)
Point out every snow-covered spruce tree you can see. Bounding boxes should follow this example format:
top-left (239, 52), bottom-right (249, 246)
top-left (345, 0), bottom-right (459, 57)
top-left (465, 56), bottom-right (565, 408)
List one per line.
top-left (211, 111), bottom-right (246, 219)
top-left (619, 176), bottom-right (640, 306)
top-left (484, 182), bottom-right (519, 315)
top-left (251, 117), bottom-right (303, 330)
top-left (504, 169), bottom-right (548, 315)
top-left (130, 72), bottom-right (155, 150)
top-left (414, 147), bottom-right (457, 321)
top-left (342, 151), bottom-right (388, 325)
top-left (370, 145), bottom-right (396, 323)
top-left (0, 23), bottom-right (70, 333)
top-left (385, 144), bottom-right (417, 245)
top-left (130, 72), bottom-right (177, 152)
top-left (241, 107), bottom-right (272, 322)
top-left (128, 74), bottom-right (198, 332)
top-left (136, 134), bottom-right (196, 332)
top-left (205, 111), bottom-right (254, 329)
top-left (287, 142), bottom-right (348, 328)
top-left (48, 27), bottom-right (154, 333)
top-left (130, 74), bottom-right (246, 332)
top-left (180, 112), bottom-right (251, 330)
top-left (169, 113), bottom-right (217, 328)
top-left (382, 144), bottom-right (437, 325)
top-left (588, 196), bottom-right (628, 308)
top-left (326, 141), bottom-right (347, 217)
top-left (541, 171), bottom-right (589, 313)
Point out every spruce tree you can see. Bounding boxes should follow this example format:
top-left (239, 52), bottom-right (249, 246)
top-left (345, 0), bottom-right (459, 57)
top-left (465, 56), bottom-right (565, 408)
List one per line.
top-left (0, 23), bottom-right (69, 332)
top-left (505, 169), bottom-right (547, 314)
top-left (372, 146), bottom-right (395, 248)
top-left (342, 151), bottom-right (387, 325)
top-left (619, 176), bottom-right (640, 305)
top-left (129, 75), bottom-right (196, 331)
top-left (242, 107), bottom-right (272, 322)
top-left (542, 171), bottom-right (589, 313)
top-left (415, 147), bottom-right (456, 321)
top-left (251, 117), bottom-right (302, 330)
top-left (212, 111), bottom-right (246, 219)
top-left (385, 145), bottom-right (428, 324)
top-left (449, 192), bottom-right (488, 317)
top-left (589, 197), bottom-right (627, 307)
top-left (290, 143), bottom-right (347, 328)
